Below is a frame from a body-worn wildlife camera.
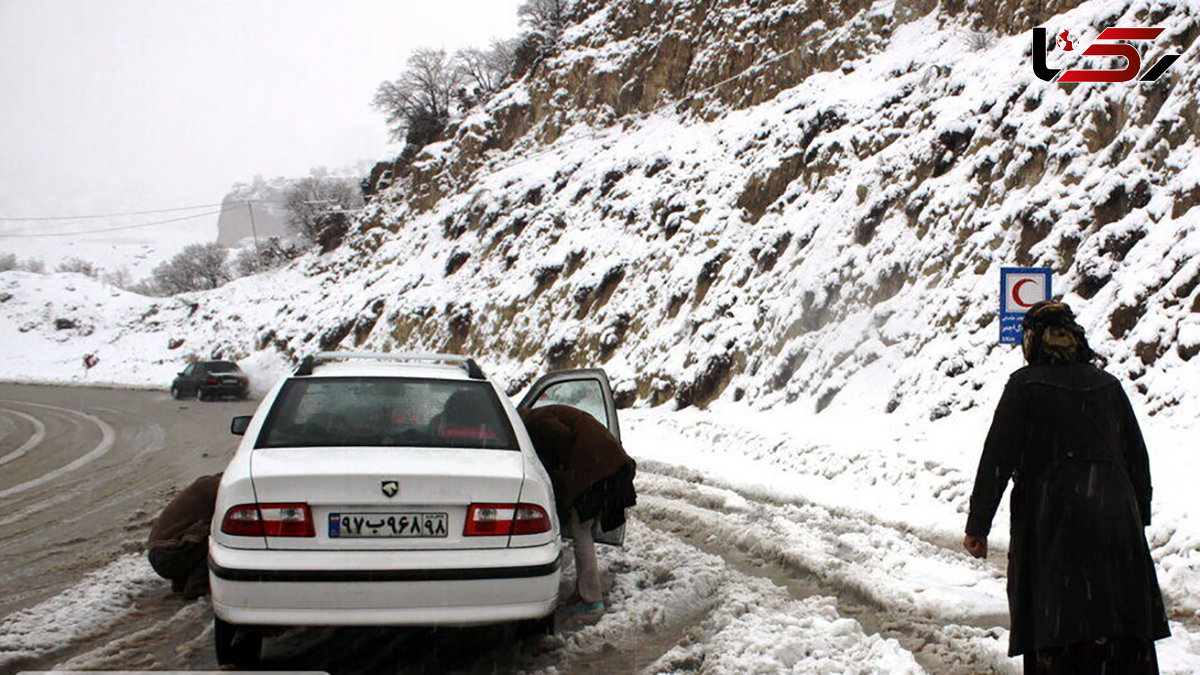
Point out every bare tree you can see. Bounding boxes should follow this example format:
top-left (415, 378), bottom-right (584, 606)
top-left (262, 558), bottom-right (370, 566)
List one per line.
top-left (102, 267), bottom-right (134, 290)
top-left (56, 257), bottom-right (99, 277)
top-left (150, 243), bottom-right (231, 295)
top-left (231, 237), bottom-right (303, 277)
top-left (455, 39), bottom-right (518, 104)
top-left (373, 48), bottom-right (463, 147)
top-left (18, 258), bottom-right (45, 274)
top-left (0, 253), bottom-right (15, 272)
top-left (519, 0), bottom-right (571, 41)
top-left (283, 174), bottom-right (363, 244)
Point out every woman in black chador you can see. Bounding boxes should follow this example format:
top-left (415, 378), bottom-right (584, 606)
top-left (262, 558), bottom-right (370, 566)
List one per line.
top-left (963, 301), bottom-right (1169, 674)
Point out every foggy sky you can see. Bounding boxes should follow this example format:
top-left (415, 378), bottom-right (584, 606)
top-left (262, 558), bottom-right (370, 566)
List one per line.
top-left (0, 0), bottom-right (521, 246)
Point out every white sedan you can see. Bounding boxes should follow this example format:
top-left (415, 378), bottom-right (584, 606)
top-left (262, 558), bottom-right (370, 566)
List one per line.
top-left (208, 352), bottom-right (622, 666)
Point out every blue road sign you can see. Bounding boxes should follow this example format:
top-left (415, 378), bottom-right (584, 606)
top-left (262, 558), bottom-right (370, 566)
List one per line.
top-left (1000, 267), bottom-right (1052, 344)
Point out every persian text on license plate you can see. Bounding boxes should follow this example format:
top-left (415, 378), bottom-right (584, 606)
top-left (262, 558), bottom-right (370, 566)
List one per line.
top-left (329, 512), bottom-right (448, 538)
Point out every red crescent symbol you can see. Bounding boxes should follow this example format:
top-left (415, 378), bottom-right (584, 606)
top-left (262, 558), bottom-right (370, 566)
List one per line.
top-left (1012, 279), bottom-right (1037, 308)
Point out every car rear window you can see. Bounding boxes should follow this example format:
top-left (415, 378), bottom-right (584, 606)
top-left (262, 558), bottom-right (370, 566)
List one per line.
top-left (255, 377), bottom-right (518, 450)
top-left (206, 362), bottom-right (240, 373)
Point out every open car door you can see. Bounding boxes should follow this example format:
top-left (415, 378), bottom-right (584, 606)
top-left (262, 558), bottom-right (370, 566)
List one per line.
top-left (517, 368), bottom-right (626, 546)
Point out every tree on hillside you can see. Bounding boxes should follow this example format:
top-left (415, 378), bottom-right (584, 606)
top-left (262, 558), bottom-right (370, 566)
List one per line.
top-left (102, 268), bottom-right (134, 290)
top-left (519, 0), bottom-right (571, 42)
top-left (372, 48), bottom-right (463, 149)
top-left (56, 257), bottom-right (99, 277)
top-left (1, 254), bottom-right (48, 274)
top-left (231, 237), bottom-right (303, 277)
top-left (455, 39), bottom-right (518, 106)
top-left (150, 242), bottom-right (230, 295)
top-left (21, 258), bottom-right (45, 273)
top-left (511, 0), bottom-right (573, 78)
top-left (283, 173), bottom-right (363, 244)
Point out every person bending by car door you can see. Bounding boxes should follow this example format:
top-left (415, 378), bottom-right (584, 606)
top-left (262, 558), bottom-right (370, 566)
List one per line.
top-left (519, 404), bottom-right (636, 615)
top-left (147, 473), bottom-right (222, 599)
top-left (963, 301), bottom-right (1169, 674)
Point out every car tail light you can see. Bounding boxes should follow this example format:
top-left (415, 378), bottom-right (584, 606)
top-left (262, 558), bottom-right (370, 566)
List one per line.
top-left (220, 503), bottom-right (315, 537)
top-left (463, 503), bottom-right (551, 536)
top-left (512, 504), bottom-right (553, 535)
top-left (206, 377), bottom-right (220, 385)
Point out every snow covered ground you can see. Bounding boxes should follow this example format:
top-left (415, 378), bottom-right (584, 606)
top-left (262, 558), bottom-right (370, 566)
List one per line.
top-left (0, 270), bottom-right (293, 396)
top-left (0, 213), bottom-right (219, 283)
top-left (2, 398), bottom-right (1198, 673)
top-left (622, 404), bottom-right (1200, 673)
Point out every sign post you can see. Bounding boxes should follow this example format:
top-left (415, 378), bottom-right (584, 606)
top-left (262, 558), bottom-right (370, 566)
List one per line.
top-left (999, 267), bottom-right (1052, 344)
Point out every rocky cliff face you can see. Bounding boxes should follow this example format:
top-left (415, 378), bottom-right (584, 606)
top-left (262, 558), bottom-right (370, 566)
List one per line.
top-left (8, 0), bottom-right (1199, 422)
top-left (332, 0), bottom-right (1200, 419)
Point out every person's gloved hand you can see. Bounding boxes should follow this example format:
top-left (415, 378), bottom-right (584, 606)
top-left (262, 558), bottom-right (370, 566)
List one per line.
top-left (963, 535), bottom-right (988, 559)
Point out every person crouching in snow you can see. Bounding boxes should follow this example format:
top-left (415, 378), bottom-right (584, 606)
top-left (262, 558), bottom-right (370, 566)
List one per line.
top-left (963, 301), bottom-right (1169, 673)
top-left (519, 404), bottom-right (636, 615)
top-left (147, 473), bottom-right (222, 599)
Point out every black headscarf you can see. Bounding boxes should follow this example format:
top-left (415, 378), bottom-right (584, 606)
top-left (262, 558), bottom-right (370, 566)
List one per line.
top-left (1021, 300), bottom-right (1094, 365)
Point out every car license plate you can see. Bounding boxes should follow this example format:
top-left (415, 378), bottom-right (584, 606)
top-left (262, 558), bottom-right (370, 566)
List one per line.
top-left (328, 512), bottom-right (448, 538)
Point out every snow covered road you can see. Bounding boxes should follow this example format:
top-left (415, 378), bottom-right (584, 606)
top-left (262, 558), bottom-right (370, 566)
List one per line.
top-left (622, 406), bottom-right (1200, 673)
top-left (1, 386), bottom-right (1198, 673)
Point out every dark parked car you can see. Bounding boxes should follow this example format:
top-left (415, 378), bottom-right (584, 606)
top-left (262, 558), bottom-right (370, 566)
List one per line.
top-left (172, 361), bottom-right (249, 401)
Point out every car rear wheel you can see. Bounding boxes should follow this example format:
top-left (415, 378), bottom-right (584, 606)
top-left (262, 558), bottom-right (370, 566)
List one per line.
top-left (214, 617), bottom-right (261, 667)
top-left (197, 387), bottom-right (208, 402)
top-left (170, 385), bottom-right (182, 400)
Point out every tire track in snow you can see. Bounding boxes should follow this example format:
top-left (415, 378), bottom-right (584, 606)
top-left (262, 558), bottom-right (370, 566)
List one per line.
top-left (0, 399), bottom-right (116, 501)
top-left (0, 406), bottom-right (169, 530)
top-left (0, 407), bottom-right (46, 466)
top-left (529, 519), bottom-right (923, 674)
top-left (635, 467), bottom-right (1020, 674)
top-left (640, 457), bottom-right (1011, 589)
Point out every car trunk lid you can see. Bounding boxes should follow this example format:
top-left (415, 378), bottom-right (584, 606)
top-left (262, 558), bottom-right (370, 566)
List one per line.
top-left (249, 446), bottom-right (524, 550)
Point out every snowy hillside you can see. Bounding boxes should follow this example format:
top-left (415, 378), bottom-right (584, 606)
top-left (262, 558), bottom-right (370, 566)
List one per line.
top-left (2, 0), bottom-right (1199, 424)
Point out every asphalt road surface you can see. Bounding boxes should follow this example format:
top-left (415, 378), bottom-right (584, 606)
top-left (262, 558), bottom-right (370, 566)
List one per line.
top-left (0, 383), bottom-right (250, 619)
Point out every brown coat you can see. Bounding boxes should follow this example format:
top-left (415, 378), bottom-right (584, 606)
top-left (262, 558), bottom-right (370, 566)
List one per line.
top-left (518, 405), bottom-right (634, 513)
top-left (149, 473), bottom-right (222, 548)
top-left (147, 473), bottom-right (222, 593)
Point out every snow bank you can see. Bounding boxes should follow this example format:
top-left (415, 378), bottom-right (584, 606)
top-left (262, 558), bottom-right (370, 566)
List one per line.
top-left (0, 553), bottom-right (160, 668)
top-left (623, 407), bottom-right (1200, 672)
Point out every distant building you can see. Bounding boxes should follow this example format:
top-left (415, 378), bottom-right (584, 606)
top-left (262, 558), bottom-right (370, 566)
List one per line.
top-left (216, 177), bottom-right (291, 246)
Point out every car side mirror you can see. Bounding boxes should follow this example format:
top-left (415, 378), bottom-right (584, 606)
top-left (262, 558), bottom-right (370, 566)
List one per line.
top-left (230, 415), bottom-right (252, 436)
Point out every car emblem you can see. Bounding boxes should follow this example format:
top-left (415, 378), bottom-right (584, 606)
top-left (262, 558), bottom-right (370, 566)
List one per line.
top-left (381, 480), bottom-right (399, 498)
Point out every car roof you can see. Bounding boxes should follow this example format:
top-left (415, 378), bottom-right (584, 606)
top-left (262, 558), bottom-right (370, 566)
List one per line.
top-left (300, 361), bottom-right (476, 381)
